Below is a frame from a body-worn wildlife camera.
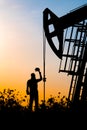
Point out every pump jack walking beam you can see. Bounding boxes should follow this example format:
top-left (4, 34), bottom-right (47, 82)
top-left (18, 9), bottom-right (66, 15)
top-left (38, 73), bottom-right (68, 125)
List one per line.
top-left (43, 5), bottom-right (87, 59)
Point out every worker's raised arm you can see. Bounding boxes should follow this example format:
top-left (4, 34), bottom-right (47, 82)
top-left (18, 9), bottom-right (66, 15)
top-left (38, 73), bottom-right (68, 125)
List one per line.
top-left (38, 70), bottom-right (42, 81)
top-left (35, 67), bottom-right (42, 82)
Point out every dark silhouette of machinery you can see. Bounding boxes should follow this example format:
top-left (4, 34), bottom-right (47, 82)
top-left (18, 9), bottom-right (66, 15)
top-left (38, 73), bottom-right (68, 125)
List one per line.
top-left (43, 4), bottom-right (87, 109)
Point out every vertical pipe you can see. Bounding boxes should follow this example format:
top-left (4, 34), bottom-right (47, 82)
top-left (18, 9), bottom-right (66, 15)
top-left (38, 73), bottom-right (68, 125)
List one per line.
top-left (43, 29), bottom-right (46, 104)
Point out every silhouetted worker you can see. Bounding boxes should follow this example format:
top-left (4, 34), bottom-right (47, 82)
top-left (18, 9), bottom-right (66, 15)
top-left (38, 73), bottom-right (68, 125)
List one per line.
top-left (26, 67), bottom-right (42, 112)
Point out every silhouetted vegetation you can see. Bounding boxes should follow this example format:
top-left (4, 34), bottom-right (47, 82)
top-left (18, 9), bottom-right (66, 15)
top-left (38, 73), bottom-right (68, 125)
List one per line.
top-left (0, 88), bottom-right (87, 117)
top-left (0, 89), bottom-right (26, 112)
top-left (38, 93), bottom-right (70, 112)
top-left (0, 88), bottom-right (87, 129)
top-left (0, 89), bottom-right (70, 113)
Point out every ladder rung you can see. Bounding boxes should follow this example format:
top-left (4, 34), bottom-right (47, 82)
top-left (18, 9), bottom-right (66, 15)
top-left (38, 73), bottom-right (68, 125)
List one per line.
top-left (65, 39), bottom-right (80, 42)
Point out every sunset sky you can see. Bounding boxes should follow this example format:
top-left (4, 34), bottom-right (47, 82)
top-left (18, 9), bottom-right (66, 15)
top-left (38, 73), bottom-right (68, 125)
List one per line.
top-left (0, 0), bottom-right (87, 105)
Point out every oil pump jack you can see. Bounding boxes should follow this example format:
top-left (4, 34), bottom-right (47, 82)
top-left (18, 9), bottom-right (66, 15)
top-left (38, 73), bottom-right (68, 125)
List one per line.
top-left (43, 4), bottom-right (87, 110)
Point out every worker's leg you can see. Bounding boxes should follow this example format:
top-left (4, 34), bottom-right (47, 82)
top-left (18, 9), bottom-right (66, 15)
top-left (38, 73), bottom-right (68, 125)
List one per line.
top-left (35, 91), bottom-right (38, 111)
top-left (29, 94), bottom-right (33, 112)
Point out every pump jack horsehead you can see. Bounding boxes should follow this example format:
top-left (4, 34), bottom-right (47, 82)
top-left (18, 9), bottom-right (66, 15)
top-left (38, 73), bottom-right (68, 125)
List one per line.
top-left (43, 5), bottom-right (87, 59)
top-left (43, 4), bottom-right (87, 108)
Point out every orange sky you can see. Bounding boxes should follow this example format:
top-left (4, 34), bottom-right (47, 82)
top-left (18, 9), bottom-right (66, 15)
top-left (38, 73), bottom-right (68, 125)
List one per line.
top-left (0, 0), bottom-right (86, 106)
